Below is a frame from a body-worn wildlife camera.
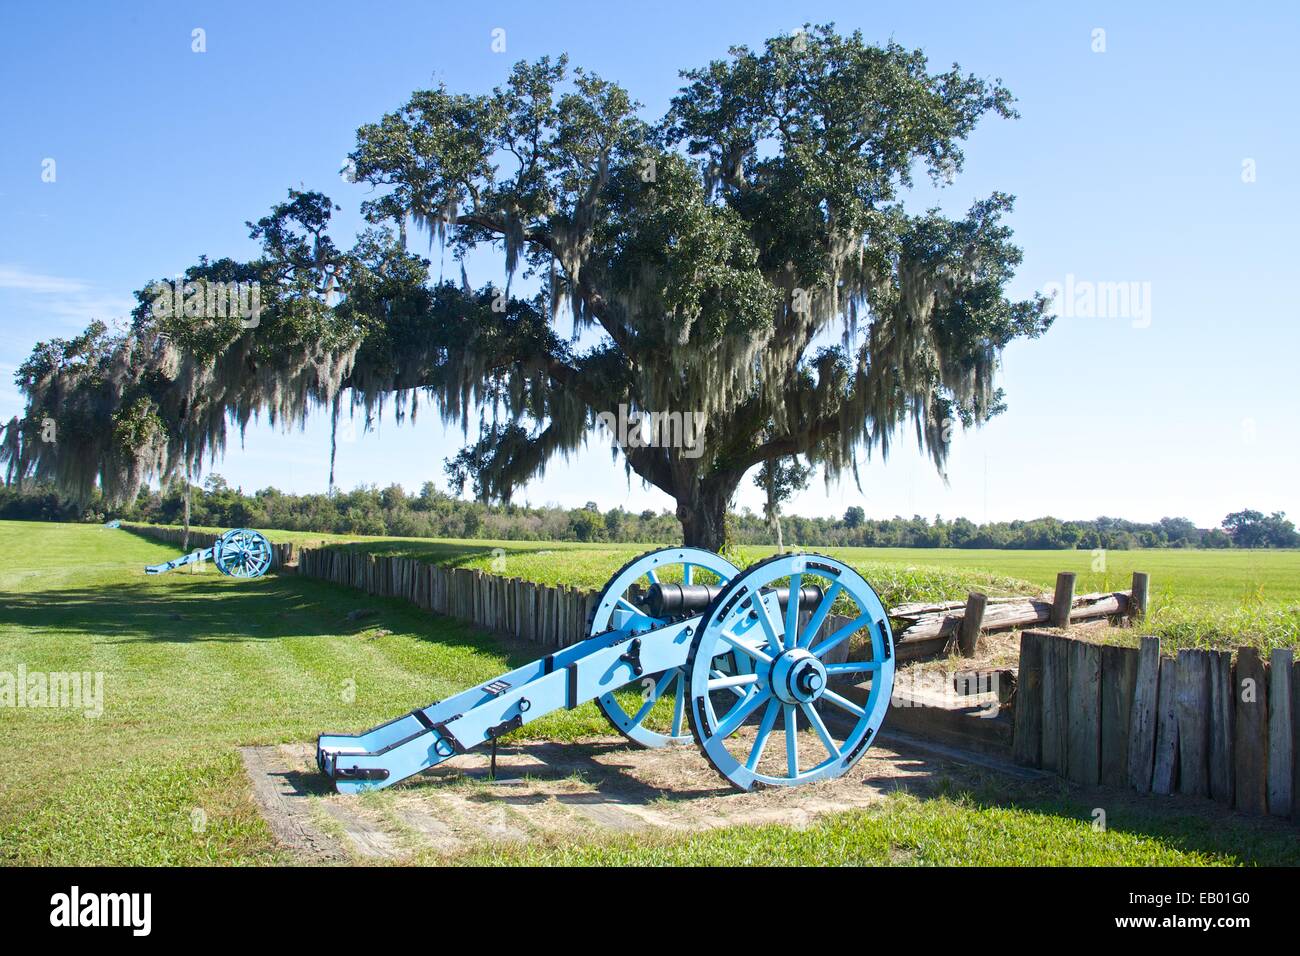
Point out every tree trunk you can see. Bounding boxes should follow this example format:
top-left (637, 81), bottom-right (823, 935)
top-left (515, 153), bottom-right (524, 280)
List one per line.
top-left (762, 461), bottom-right (783, 552)
top-left (328, 391), bottom-right (341, 495)
top-left (182, 474), bottom-right (191, 553)
top-left (676, 478), bottom-right (736, 552)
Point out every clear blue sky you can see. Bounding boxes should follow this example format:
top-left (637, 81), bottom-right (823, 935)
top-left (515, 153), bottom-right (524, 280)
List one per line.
top-left (1, 1), bottom-right (1296, 528)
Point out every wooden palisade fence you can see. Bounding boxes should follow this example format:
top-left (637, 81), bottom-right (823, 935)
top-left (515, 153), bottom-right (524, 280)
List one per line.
top-left (125, 525), bottom-right (1140, 657)
top-left (296, 545), bottom-right (600, 649)
top-left (296, 552), bottom-right (1137, 662)
top-left (1014, 629), bottom-right (1300, 822)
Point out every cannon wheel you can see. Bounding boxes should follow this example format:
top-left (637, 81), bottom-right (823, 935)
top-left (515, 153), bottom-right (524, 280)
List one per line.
top-left (213, 528), bottom-right (273, 579)
top-left (589, 547), bottom-right (740, 749)
top-left (685, 553), bottom-right (894, 790)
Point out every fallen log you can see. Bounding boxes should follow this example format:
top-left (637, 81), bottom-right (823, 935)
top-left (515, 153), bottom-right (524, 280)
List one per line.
top-left (896, 591), bottom-right (1131, 645)
top-left (890, 594), bottom-right (1040, 621)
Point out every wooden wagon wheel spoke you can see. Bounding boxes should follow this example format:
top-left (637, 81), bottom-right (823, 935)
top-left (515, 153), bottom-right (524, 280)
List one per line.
top-left (685, 553), bottom-right (895, 791)
top-left (588, 547), bottom-right (740, 750)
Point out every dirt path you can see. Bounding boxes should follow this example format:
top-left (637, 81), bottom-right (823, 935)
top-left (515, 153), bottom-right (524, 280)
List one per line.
top-left (239, 746), bottom-right (348, 863)
top-left (240, 733), bottom-right (1013, 863)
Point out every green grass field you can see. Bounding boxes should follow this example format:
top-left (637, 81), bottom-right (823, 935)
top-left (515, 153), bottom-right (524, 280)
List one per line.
top-left (154, 523), bottom-right (1300, 651)
top-left (154, 521), bottom-right (1300, 601)
top-left (0, 522), bottom-right (613, 864)
top-left (3, 520), bottom-right (1297, 865)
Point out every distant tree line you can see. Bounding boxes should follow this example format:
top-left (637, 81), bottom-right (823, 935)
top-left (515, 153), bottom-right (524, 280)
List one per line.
top-left (1, 477), bottom-right (1296, 551)
top-left (742, 508), bottom-right (1297, 550)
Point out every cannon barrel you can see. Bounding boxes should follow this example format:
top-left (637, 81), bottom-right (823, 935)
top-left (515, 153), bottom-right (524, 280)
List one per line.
top-left (645, 582), bottom-right (824, 618)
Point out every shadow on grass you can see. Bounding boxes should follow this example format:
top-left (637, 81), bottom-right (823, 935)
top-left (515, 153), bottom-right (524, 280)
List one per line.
top-left (0, 572), bottom-right (516, 661)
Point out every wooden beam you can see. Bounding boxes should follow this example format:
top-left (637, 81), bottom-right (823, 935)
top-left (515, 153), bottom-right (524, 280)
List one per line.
top-left (1233, 647), bottom-right (1269, 816)
top-left (896, 591), bottom-right (1129, 644)
top-left (1129, 572), bottom-right (1150, 620)
top-left (1293, 658), bottom-right (1300, 824)
top-left (956, 592), bottom-right (988, 657)
top-left (1268, 648), bottom-right (1294, 817)
top-left (1012, 631), bottom-right (1044, 767)
top-left (1127, 636), bottom-right (1161, 792)
top-left (1041, 635), bottom-right (1070, 774)
top-left (1175, 649), bottom-right (1211, 799)
top-left (1208, 650), bottom-right (1235, 806)
top-left (1100, 644), bottom-right (1138, 787)
top-left (1050, 573), bottom-right (1077, 629)
top-left (891, 593), bottom-right (1050, 621)
top-left (1066, 639), bottom-right (1102, 786)
top-left (1151, 656), bottom-right (1180, 795)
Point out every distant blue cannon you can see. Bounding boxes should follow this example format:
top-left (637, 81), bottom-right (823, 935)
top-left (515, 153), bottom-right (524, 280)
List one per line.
top-left (145, 528), bottom-right (274, 579)
top-left (317, 547), bottom-right (895, 793)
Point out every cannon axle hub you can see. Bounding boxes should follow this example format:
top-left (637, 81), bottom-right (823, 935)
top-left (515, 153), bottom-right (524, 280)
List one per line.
top-left (769, 648), bottom-right (827, 705)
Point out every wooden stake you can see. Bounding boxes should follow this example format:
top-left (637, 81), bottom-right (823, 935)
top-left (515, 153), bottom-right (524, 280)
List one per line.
top-left (1268, 648), bottom-right (1294, 817)
top-left (1151, 656), bottom-right (1180, 795)
top-left (1012, 631), bottom-right (1044, 767)
top-left (1100, 644), bottom-right (1138, 788)
top-left (1041, 635), bottom-right (1069, 774)
top-left (1292, 658), bottom-right (1300, 824)
top-left (1208, 650), bottom-right (1235, 806)
top-left (1129, 572), bottom-right (1150, 620)
top-left (1234, 647), bottom-right (1269, 816)
top-left (1050, 572), bottom-right (1076, 629)
top-left (1175, 649), bottom-right (1210, 798)
top-left (956, 592), bottom-right (988, 657)
top-left (1127, 636), bottom-right (1161, 792)
top-left (1066, 639), bottom-right (1102, 786)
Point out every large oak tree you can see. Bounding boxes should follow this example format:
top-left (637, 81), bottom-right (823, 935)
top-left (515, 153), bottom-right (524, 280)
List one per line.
top-left (3, 25), bottom-right (1049, 549)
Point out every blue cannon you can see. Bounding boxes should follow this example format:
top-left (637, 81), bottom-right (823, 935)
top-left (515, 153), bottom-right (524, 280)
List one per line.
top-left (145, 528), bottom-right (274, 579)
top-left (318, 548), bottom-right (895, 793)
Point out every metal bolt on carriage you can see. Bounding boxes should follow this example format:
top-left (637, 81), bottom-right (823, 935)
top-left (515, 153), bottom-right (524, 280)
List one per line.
top-left (317, 547), bottom-right (895, 793)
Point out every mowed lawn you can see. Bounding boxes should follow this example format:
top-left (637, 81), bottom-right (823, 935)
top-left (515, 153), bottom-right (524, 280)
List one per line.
top-left (205, 526), bottom-right (1300, 650)
top-left (2, 520), bottom-right (1298, 866)
top-left (0, 521), bottom-right (611, 865)
top-left (185, 525), bottom-right (1300, 610)
top-left (155, 522), bottom-right (1300, 608)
